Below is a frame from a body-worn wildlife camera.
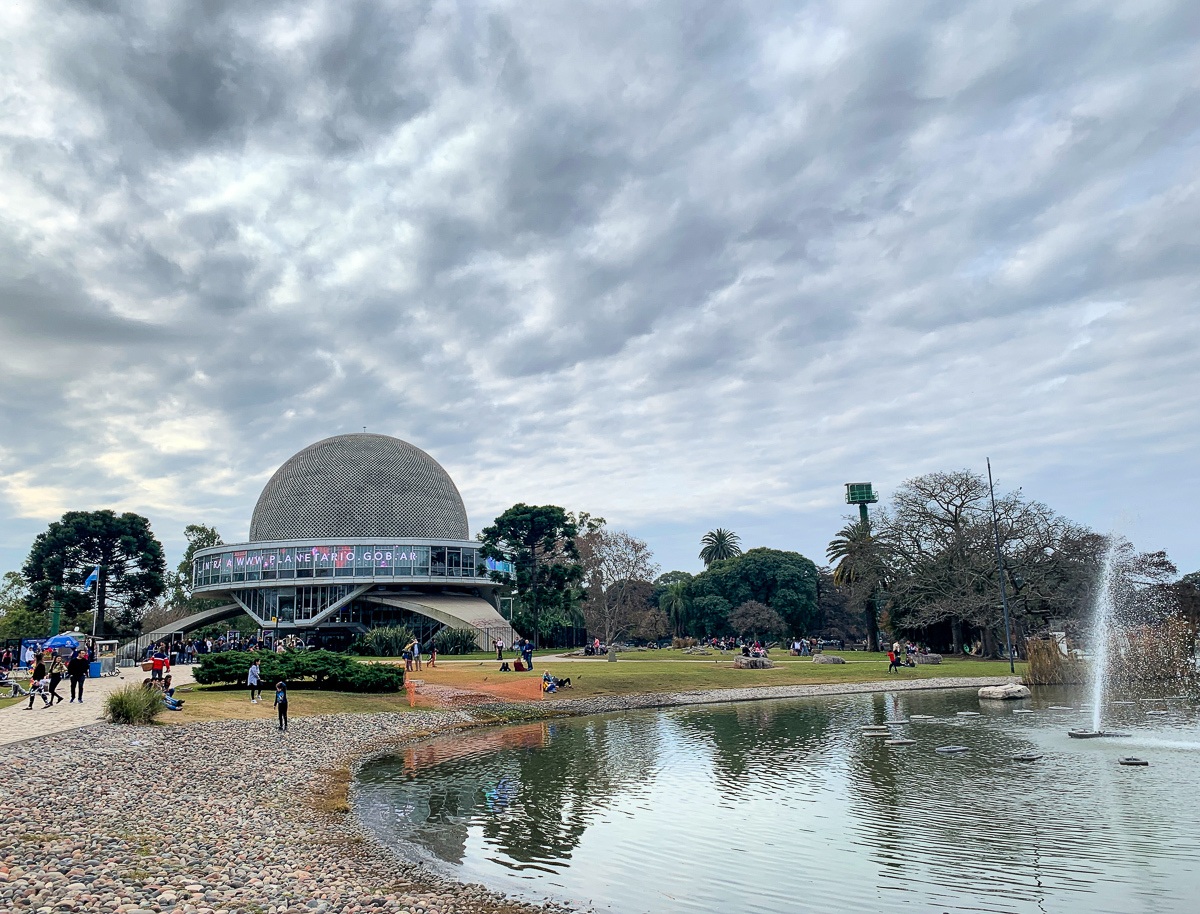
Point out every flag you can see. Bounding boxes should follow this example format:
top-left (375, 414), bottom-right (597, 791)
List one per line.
top-left (83, 566), bottom-right (100, 591)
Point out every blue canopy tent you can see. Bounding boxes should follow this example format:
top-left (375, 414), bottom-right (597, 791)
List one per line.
top-left (44, 633), bottom-right (81, 650)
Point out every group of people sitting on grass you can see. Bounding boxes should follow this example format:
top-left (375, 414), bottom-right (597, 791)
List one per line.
top-left (887, 640), bottom-right (927, 672)
top-left (741, 642), bottom-right (769, 659)
top-left (143, 674), bottom-right (186, 710)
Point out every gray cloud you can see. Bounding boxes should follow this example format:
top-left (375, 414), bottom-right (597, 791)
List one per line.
top-left (1, 0), bottom-right (1198, 578)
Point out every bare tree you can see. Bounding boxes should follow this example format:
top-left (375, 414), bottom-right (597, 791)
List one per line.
top-left (876, 469), bottom-right (1177, 656)
top-left (579, 527), bottom-right (660, 660)
top-left (729, 600), bottom-right (785, 641)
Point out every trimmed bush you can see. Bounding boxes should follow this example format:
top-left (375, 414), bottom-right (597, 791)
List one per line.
top-left (433, 627), bottom-right (479, 655)
top-left (104, 683), bottom-right (165, 725)
top-left (194, 650), bottom-right (403, 693)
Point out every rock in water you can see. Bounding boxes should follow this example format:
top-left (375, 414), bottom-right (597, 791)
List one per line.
top-left (812, 655), bottom-right (846, 664)
top-left (978, 684), bottom-right (1032, 701)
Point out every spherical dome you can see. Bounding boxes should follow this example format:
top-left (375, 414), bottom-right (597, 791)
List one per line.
top-left (249, 434), bottom-right (469, 542)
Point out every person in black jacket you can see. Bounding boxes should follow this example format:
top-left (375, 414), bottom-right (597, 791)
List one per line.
top-left (67, 649), bottom-right (89, 703)
top-left (25, 654), bottom-right (50, 709)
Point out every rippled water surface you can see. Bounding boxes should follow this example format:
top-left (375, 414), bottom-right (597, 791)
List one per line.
top-left (355, 689), bottom-right (1200, 913)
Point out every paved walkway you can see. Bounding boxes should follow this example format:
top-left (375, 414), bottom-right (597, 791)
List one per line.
top-left (0, 664), bottom-right (195, 747)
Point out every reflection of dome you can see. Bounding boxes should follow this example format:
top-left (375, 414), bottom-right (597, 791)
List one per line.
top-left (248, 434), bottom-right (469, 542)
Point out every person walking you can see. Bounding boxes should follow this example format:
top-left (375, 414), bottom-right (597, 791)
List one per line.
top-left (151, 648), bottom-right (169, 682)
top-left (248, 659), bottom-right (262, 703)
top-left (523, 639), bottom-right (534, 671)
top-left (25, 653), bottom-right (50, 709)
top-left (412, 639), bottom-right (423, 671)
top-left (495, 638), bottom-right (504, 661)
top-left (67, 649), bottom-right (88, 703)
top-left (273, 681), bottom-right (288, 731)
top-left (47, 653), bottom-right (66, 704)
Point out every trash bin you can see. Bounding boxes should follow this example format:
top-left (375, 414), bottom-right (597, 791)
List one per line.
top-left (89, 661), bottom-right (101, 678)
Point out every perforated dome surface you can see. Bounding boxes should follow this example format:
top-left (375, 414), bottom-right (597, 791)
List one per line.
top-left (249, 434), bottom-right (469, 542)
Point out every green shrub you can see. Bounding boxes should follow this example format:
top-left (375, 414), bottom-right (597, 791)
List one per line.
top-left (349, 626), bottom-right (415, 657)
top-left (104, 683), bottom-right (165, 725)
top-left (193, 650), bottom-right (287, 686)
top-left (336, 663), bottom-right (406, 692)
top-left (193, 649), bottom-right (403, 693)
top-left (433, 627), bottom-right (479, 655)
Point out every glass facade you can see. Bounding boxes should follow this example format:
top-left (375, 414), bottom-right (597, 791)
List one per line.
top-left (195, 543), bottom-right (485, 589)
top-left (232, 584), bottom-right (356, 624)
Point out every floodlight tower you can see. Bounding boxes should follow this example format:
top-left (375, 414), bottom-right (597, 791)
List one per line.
top-left (845, 482), bottom-right (878, 525)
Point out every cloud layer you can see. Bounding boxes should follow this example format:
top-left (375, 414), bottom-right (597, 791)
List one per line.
top-left (2, 0), bottom-right (1198, 576)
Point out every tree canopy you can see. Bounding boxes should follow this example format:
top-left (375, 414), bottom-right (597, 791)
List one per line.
top-left (858, 469), bottom-right (1181, 656)
top-left (480, 504), bottom-right (590, 646)
top-left (578, 526), bottom-right (660, 654)
top-left (163, 524), bottom-right (224, 617)
top-left (23, 509), bottom-right (167, 637)
top-left (688, 547), bottom-right (820, 636)
top-left (699, 528), bottom-right (742, 566)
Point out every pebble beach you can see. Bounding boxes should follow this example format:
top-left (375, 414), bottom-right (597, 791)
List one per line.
top-left (0, 676), bottom-right (1012, 914)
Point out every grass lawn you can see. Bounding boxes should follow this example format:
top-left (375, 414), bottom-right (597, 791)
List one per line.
top-left (160, 651), bottom-right (1022, 723)
top-left (410, 652), bottom-right (1023, 700)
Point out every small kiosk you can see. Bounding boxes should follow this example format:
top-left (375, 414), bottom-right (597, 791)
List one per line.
top-left (95, 639), bottom-right (119, 677)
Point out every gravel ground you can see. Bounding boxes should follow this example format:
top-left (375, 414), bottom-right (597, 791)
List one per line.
top-left (0, 676), bottom-right (1013, 913)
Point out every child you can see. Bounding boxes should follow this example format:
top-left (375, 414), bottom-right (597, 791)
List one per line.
top-left (273, 681), bottom-right (288, 731)
top-left (429, 647), bottom-right (437, 668)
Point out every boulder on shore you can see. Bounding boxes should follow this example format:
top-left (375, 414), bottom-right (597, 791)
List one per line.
top-left (913, 653), bottom-right (942, 665)
top-left (978, 683), bottom-right (1031, 700)
top-left (812, 655), bottom-right (846, 665)
top-left (733, 657), bottom-right (774, 669)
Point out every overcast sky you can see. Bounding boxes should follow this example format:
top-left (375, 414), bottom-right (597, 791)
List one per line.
top-left (1, 0), bottom-right (1198, 582)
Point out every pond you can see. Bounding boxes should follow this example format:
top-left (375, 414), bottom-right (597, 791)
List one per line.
top-left (355, 688), bottom-right (1200, 913)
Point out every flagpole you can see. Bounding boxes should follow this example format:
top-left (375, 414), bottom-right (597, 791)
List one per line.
top-left (91, 566), bottom-right (100, 639)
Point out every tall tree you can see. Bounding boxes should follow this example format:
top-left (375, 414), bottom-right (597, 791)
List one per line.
top-left (23, 509), bottom-right (167, 637)
top-left (480, 505), bottom-right (588, 648)
top-left (578, 526), bottom-right (660, 659)
top-left (826, 519), bottom-right (885, 651)
top-left (658, 580), bottom-right (690, 636)
top-left (689, 548), bottom-right (819, 636)
top-left (164, 524), bottom-right (225, 616)
top-left (0, 571), bottom-right (47, 640)
top-left (699, 528), bottom-right (742, 566)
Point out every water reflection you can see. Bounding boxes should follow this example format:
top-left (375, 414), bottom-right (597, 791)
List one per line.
top-left (358, 715), bottom-right (663, 871)
top-left (356, 688), bottom-right (1200, 913)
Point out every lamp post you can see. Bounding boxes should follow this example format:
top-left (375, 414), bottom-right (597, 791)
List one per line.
top-left (987, 459), bottom-right (1016, 674)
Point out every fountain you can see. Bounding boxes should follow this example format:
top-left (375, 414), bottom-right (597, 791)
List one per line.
top-left (1068, 540), bottom-right (1124, 739)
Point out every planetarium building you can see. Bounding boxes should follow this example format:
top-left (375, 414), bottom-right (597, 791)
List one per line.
top-left (189, 434), bottom-right (516, 650)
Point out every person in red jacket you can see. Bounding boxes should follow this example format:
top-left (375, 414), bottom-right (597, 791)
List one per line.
top-left (151, 649), bottom-right (169, 682)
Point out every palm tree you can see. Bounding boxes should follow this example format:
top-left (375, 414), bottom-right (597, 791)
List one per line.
top-left (699, 528), bottom-right (742, 566)
top-left (826, 520), bottom-right (883, 651)
top-left (659, 581), bottom-right (689, 636)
